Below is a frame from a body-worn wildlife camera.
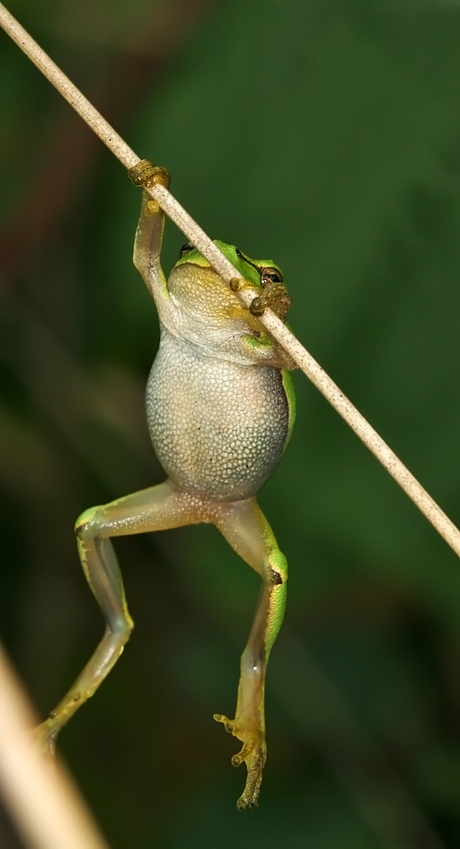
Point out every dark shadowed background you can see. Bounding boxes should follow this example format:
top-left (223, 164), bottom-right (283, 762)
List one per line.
top-left (1, 0), bottom-right (460, 846)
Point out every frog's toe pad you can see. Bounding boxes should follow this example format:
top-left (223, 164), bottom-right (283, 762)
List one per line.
top-left (231, 741), bottom-right (254, 767)
top-left (213, 712), bottom-right (237, 735)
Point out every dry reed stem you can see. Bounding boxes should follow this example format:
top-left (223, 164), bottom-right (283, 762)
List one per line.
top-left (1, 1), bottom-right (460, 562)
top-left (0, 646), bottom-right (109, 849)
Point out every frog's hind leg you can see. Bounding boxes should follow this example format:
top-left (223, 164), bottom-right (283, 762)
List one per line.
top-left (211, 497), bottom-right (288, 810)
top-left (36, 479), bottom-right (203, 753)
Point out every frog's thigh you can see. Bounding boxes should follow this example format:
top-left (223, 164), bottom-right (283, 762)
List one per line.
top-left (213, 497), bottom-right (288, 659)
top-left (77, 478), bottom-right (206, 628)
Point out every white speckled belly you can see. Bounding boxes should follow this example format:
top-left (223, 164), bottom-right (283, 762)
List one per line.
top-left (146, 333), bottom-right (289, 501)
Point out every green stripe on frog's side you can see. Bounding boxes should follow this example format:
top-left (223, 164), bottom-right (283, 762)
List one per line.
top-left (281, 369), bottom-right (296, 450)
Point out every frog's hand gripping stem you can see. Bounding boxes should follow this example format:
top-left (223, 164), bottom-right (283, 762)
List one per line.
top-left (130, 164), bottom-right (180, 330)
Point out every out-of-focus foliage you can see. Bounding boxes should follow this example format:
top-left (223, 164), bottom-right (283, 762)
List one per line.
top-left (1, 0), bottom-right (460, 846)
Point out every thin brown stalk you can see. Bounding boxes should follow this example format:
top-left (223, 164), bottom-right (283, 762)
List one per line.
top-left (0, 645), bottom-right (109, 849)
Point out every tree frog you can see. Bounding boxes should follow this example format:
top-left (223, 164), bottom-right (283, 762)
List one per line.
top-left (36, 164), bottom-right (296, 810)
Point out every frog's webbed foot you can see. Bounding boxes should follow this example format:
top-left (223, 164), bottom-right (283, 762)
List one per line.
top-left (213, 712), bottom-right (266, 810)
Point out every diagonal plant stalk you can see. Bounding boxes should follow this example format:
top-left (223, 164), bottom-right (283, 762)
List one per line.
top-left (1, 2), bottom-right (460, 559)
top-left (0, 645), bottom-right (109, 849)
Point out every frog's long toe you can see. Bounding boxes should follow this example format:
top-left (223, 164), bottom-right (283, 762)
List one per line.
top-left (213, 712), bottom-right (266, 810)
top-left (234, 740), bottom-right (265, 810)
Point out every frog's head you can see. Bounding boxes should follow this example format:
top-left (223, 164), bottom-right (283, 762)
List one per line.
top-left (167, 240), bottom-right (287, 331)
top-left (174, 241), bottom-right (283, 289)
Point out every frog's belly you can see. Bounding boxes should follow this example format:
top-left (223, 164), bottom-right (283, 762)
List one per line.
top-left (146, 338), bottom-right (289, 501)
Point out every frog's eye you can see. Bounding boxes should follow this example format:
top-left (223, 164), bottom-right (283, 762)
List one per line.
top-left (179, 242), bottom-right (194, 257)
top-left (260, 266), bottom-right (284, 286)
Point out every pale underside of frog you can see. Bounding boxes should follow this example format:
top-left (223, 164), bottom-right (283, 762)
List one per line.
top-left (36, 164), bottom-right (296, 811)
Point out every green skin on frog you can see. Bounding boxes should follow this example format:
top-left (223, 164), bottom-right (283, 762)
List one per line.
top-left (35, 173), bottom-right (296, 811)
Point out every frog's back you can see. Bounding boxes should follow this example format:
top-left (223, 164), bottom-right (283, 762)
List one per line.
top-left (146, 333), bottom-right (289, 501)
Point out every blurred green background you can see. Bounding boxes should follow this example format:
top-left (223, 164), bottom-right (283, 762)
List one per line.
top-left (2, 0), bottom-right (460, 846)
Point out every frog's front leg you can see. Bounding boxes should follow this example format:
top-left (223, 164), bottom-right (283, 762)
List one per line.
top-left (211, 497), bottom-right (288, 810)
top-left (35, 480), bottom-right (206, 752)
top-left (131, 166), bottom-right (179, 332)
